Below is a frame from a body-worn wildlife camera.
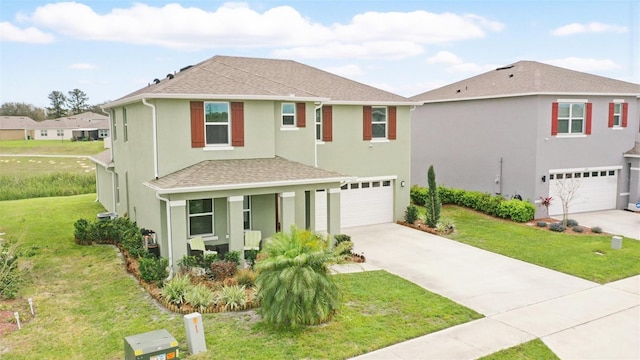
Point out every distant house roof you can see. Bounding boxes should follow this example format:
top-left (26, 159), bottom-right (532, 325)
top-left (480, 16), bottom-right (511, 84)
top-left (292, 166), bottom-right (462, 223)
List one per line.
top-left (107, 55), bottom-right (415, 107)
top-left (145, 157), bottom-right (352, 194)
top-left (89, 149), bottom-right (114, 168)
top-left (411, 60), bottom-right (640, 103)
top-left (0, 116), bottom-right (37, 130)
top-left (36, 112), bottom-right (109, 130)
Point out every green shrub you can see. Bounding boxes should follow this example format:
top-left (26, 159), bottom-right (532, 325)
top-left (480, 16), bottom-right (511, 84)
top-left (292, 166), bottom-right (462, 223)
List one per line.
top-left (566, 219), bottom-right (579, 227)
top-left (216, 285), bottom-right (247, 311)
top-left (497, 199), bottom-right (536, 222)
top-left (410, 185), bottom-right (427, 206)
top-left (334, 240), bottom-right (353, 257)
top-left (185, 284), bottom-right (215, 311)
top-left (73, 218), bottom-right (90, 244)
top-left (404, 205), bottom-right (419, 224)
top-left (224, 250), bottom-right (241, 265)
top-left (244, 250), bottom-right (258, 268)
top-left (591, 226), bottom-right (603, 233)
top-left (333, 234), bottom-right (351, 245)
top-left (235, 269), bottom-right (257, 287)
top-left (178, 255), bottom-right (201, 270)
top-left (435, 218), bottom-right (455, 234)
top-left (138, 256), bottom-right (169, 285)
top-left (536, 221), bottom-right (548, 227)
top-left (162, 274), bottom-right (192, 306)
top-left (572, 226), bottom-right (584, 233)
top-left (0, 240), bottom-right (25, 300)
top-left (549, 222), bottom-right (566, 232)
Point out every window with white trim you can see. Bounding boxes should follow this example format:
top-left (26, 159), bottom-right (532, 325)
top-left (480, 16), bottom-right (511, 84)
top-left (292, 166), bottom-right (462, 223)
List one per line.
top-left (558, 103), bottom-right (584, 134)
top-left (205, 102), bottom-right (230, 145)
top-left (613, 103), bottom-right (622, 127)
top-left (282, 103), bottom-right (296, 127)
top-left (315, 107), bottom-right (322, 141)
top-left (243, 196), bottom-right (252, 230)
top-left (188, 199), bottom-right (214, 236)
top-left (56, 129), bottom-right (64, 137)
top-left (40, 129), bottom-right (47, 136)
top-left (372, 106), bottom-right (387, 138)
top-left (98, 129), bottom-right (109, 138)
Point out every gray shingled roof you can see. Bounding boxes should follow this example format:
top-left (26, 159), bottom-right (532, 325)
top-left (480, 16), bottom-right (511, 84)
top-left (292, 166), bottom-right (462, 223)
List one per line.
top-left (0, 116), bottom-right (37, 130)
top-left (411, 60), bottom-right (640, 103)
top-left (624, 142), bottom-right (640, 156)
top-left (112, 55), bottom-right (411, 105)
top-left (89, 149), bottom-right (113, 168)
top-left (146, 157), bottom-right (351, 193)
top-left (37, 112), bottom-right (109, 130)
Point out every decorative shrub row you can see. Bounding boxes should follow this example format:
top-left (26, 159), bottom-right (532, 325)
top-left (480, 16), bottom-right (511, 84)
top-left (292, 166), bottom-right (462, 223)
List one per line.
top-left (411, 185), bottom-right (536, 223)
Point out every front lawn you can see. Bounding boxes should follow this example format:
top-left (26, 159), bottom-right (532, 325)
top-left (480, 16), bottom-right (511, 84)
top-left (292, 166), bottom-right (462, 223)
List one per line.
top-left (479, 339), bottom-right (560, 360)
top-left (1, 195), bottom-right (482, 359)
top-left (440, 205), bottom-right (640, 283)
top-left (0, 139), bottom-right (105, 155)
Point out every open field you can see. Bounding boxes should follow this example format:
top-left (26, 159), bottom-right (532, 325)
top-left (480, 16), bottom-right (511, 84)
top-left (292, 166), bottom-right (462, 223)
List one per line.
top-left (0, 156), bottom-right (94, 176)
top-left (0, 139), bottom-right (106, 155)
top-left (0, 194), bottom-right (482, 359)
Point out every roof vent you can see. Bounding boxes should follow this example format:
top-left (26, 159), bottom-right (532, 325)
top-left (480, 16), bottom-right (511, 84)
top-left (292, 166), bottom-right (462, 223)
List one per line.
top-left (509, 74), bottom-right (514, 78)
top-left (153, 78), bottom-right (160, 84)
top-left (179, 65), bottom-right (193, 72)
top-left (496, 64), bottom-right (515, 71)
top-left (166, 73), bottom-right (174, 79)
top-left (456, 89), bottom-right (461, 93)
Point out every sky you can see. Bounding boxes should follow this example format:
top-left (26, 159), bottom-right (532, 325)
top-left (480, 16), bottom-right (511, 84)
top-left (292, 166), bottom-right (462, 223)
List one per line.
top-left (1, 0), bottom-right (638, 108)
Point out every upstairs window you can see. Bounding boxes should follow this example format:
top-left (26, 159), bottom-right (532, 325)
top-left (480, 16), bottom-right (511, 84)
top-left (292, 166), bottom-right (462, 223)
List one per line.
top-left (188, 199), bottom-right (214, 236)
top-left (205, 102), bottom-right (230, 145)
top-left (551, 101), bottom-right (591, 135)
top-left (315, 108), bottom-right (322, 141)
top-left (282, 103), bottom-right (296, 127)
top-left (372, 106), bottom-right (387, 138)
top-left (609, 102), bottom-right (628, 128)
top-left (363, 106), bottom-right (396, 140)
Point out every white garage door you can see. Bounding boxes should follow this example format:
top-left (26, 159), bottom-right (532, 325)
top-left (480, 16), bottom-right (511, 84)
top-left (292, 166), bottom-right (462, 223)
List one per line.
top-left (315, 179), bottom-right (394, 231)
top-left (548, 168), bottom-right (618, 216)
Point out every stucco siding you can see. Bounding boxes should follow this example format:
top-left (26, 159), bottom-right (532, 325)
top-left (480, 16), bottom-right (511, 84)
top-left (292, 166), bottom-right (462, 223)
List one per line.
top-left (95, 165), bottom-right (114, 213)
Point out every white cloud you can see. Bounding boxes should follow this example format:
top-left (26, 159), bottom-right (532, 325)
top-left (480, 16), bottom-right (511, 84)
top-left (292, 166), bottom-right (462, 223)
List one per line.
top-left (544, 57), bottom-right (620, 72)
top-left (321, 64), bottom-right (364, 78)
top-left (69, 63), bottom-right (97, 70)
top-left (427, 51), bottom-right (463, 64)
top-left (18, 2), bottom-right (502, 59)
top-left (0, 21), bottom-right (55, 43)
top-left (551, 22), bottom-right (627, 36)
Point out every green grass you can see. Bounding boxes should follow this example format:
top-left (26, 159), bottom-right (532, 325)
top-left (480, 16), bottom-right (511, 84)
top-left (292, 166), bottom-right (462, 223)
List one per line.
top-left (440, 205), bottom-right (640, 283)
top-left (0, 139), bottom-right (106, 155)
top-left (1, 195), bottom-right (482, 359)
top-left (0, 156), bottom-right (95, 176)
top-left (479, 339), bottom-right (560, 360)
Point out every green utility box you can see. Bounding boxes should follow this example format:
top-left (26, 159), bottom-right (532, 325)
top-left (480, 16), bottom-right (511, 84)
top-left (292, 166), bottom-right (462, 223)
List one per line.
top-left (124, 329), bottom-right (179, 360)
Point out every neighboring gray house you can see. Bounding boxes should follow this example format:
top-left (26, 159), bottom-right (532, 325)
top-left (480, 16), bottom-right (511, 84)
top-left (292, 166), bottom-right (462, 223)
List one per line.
top-left (0, 116), bottom-right (36, 140)
top-left (411, 60), bottom-right (640, 217)
top-left (34, 112), bottom-right (109, 141)
top-left (92, 55), bottom-right (415, 268)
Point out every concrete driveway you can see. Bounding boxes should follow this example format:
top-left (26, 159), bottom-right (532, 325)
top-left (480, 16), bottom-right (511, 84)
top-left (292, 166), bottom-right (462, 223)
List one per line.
top-left (346, 223), bottom-right (640, 360)
top-left (567, 210), bottom-right (640, 240)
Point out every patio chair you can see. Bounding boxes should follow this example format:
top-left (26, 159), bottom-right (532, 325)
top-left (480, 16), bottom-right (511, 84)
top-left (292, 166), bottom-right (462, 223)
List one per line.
top-left (244, 230), bottom-right (261, 251)
top-left (188, 237), bottom-right (217, 257)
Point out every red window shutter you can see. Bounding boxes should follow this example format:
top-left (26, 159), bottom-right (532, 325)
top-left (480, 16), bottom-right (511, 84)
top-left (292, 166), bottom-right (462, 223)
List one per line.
top-left (622, 103), bottom-right (629, 127)
top-left (231, 102), bottom-right (244, 147)
top-left (363, 106), bottom-right (372, 140)
top-left (388, 106), bottom-right (397, 140)
top-left (322, 106), bottom-right (332, 142)
top-left (296, 103), bottom-right (306, 127)
top-left (551, 102), bottom-right (559, 135)
top-left (190, 101), bottom-right (204, 148)
top-left (608, 103), bottom-right (615, 128)
top-left (585, 102), bottom-right (592, 135)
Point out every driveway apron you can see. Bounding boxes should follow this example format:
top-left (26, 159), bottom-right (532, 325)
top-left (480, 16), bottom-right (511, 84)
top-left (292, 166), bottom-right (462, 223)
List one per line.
top-left (346, 223), bottom-right (640, 360)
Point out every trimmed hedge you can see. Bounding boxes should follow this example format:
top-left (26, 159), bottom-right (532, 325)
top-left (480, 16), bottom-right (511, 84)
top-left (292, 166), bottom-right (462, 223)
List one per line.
top-left (428, 186), bottom-right (536, 223)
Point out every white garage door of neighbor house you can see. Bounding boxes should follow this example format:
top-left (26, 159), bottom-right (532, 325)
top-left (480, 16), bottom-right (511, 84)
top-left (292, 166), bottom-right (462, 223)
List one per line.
top-left (548, 168), bottom-right (618, 216)
top-left (315, 180), bottom-right (394, 231)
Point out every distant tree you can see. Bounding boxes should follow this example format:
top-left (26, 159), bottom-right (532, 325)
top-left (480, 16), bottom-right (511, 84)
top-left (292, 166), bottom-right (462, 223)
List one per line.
top-left (89, 102), bottom-right (109, 115)
top-left (424, 165), bottom-right (441, 227)
top-left (47, 91), bottom-right (67, 118)
top-left (66, 89), bottom-right (89, 115)
top-left (0, 102), bottom-right (46, 121)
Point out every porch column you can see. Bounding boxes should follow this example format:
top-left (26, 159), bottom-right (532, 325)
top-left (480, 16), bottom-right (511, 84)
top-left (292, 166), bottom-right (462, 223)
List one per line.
top-left (169, 200), bottom-right (187, 268)
top-left (294, 190), bottom-right (307, 229)
top-left (280, 192), bottom-right (296, 232)
top-left (327, 188), bottom-right (341, 239)
top-left (228, 196), bottom-right (244, 261)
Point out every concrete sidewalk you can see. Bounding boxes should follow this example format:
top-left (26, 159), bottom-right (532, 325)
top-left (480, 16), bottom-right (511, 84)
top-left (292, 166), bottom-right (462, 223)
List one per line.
top-left (345, 223), bottom-right (640, 360)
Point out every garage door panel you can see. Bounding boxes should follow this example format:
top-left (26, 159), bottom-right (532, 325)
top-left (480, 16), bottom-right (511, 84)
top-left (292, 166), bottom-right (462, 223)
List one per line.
top-left (548, 169), bottom-right (617, 216)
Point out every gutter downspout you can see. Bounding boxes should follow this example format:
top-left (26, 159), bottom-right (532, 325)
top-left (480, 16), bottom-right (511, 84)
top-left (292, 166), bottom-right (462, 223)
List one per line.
top-left (142, 99), bottom-right (159, 179)
top-left (156, 192), bottom-right (174, 280)
top-left (314, 103), bottom-right (323, 167)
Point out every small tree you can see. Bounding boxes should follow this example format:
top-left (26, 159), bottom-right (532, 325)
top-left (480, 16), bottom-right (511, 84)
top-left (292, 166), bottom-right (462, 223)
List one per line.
top-left (47, 91), bottom-right (67, 118)
top-left (67, 88), bottom-right (90, 115)
top-left (424, 165), bottom-right (441, 227)
top-left (255, 226), bottom-right (340, 329)
top-left (538, 196), bottom-right (553, 218)
top-left (553, 177), bottom-right (580, 226)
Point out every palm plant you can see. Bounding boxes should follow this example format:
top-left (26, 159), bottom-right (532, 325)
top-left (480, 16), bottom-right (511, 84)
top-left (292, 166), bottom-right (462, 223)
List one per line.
top-left (255, 226), bottom-right (341, 329)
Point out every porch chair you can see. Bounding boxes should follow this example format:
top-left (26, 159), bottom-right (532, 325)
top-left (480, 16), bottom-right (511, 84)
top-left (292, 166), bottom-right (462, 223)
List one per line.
top-left (244, 230), bottom-right (262, 251)
top-left (188, 237), bottom-right (217, 257)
